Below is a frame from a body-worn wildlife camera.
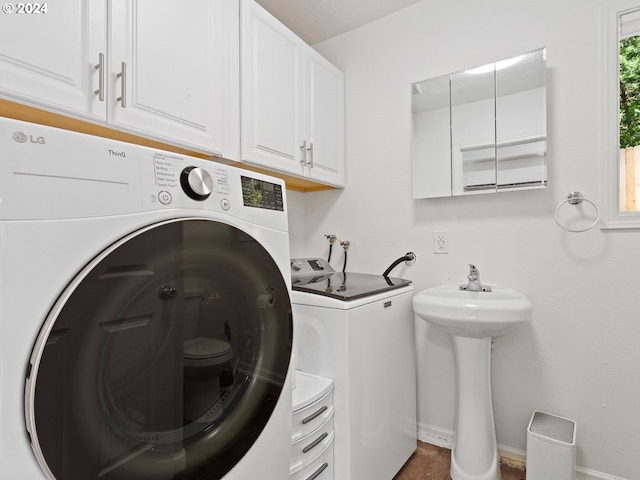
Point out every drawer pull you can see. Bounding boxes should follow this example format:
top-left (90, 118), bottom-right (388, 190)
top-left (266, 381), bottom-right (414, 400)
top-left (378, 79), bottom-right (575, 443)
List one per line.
top-left (302, 405), bottom-right (328, 424)
top-left (304, 462), bottom-right (329, 480)
top-left (302, 432), bottom-right (328, 454)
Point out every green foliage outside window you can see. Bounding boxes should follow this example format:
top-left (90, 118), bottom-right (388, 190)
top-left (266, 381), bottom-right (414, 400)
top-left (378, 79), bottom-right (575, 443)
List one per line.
top-left (620, 36), bottom-right (640, 148)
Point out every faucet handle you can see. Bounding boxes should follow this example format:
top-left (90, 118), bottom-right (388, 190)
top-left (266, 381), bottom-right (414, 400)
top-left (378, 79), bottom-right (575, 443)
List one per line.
top-left (461, 264), bottom-right (492, 292)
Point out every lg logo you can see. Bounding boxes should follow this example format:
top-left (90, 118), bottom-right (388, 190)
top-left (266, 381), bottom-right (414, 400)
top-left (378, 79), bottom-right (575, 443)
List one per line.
top-left (12, 131), bottom-right (45, 144)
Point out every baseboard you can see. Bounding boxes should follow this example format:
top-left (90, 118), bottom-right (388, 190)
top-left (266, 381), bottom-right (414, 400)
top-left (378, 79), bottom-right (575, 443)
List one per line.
top-left (417, 424), bottom-right (526, 470)
top-left (496, 444), bottom-right (526, 470)
top-left (417, 423), bottom-right (628, 480)
top-left (417, 423), bottom-right (453, 449)
top-left (575, 468), bottom-right (628, 480)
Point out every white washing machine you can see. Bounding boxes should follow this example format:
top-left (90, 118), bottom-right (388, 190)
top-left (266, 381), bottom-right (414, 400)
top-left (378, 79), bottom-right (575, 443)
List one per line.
top-left (290, 258), bottom-right (417, 480)
top-left (0, 118), bottom-right (294, 479)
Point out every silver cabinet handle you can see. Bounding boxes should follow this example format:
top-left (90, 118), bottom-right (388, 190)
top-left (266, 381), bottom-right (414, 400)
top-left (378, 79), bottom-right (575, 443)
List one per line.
top-left (116, 62), bottom-right (127, 108)
top-left (300, 140), bottom-right (307, 166)
top-left (94, 53), bottom-right (105, 101)
top-left (307, 142), bottom-right (314, 168)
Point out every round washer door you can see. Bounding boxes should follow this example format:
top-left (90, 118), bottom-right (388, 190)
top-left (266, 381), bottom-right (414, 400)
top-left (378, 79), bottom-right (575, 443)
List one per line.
top-left (25, 218), bottom-right (292, 480)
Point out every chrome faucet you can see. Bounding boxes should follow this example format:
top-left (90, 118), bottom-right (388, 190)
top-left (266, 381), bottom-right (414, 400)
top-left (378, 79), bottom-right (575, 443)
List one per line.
top-left (460, 264), bottom-right (492, 292)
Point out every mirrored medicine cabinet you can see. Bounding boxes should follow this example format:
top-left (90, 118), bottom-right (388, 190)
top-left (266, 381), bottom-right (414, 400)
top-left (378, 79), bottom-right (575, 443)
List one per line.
top-left (412, 48), bottom-right (547, 199)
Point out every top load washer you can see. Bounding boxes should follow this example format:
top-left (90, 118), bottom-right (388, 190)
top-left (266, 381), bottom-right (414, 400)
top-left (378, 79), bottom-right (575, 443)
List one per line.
top-left (291, 257), bottom-right (413, 301)
top-left (0, 118), bottom-right (293, 480)
top-left (290, 258), bottom-right (417, 480)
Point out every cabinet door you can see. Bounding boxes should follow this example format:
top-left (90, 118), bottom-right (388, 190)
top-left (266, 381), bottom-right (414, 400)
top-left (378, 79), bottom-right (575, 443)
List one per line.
top-left (305, 49), bottom-right (345, 187)
top-left (240, 0), bottom-right (304, 175)
top-left (0, 0), bottom-right (106, 121)
top-left (108, 0), bottom-right (228, 155)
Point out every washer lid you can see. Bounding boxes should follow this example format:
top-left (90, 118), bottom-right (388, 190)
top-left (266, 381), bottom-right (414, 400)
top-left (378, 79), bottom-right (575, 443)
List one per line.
top-left (291, 271), bottom-right (411, 301)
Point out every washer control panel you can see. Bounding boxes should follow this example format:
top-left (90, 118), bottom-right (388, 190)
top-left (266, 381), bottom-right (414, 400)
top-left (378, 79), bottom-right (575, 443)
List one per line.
top-left (290, 258), bottom-right (335, 278)
top-left (0, 116), bottom-right (288, 230)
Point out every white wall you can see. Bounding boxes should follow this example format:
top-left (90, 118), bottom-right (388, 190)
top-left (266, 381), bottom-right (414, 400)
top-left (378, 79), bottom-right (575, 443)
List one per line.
top-left (286, 190), bottom-right (308, 257)
top-left (287, 0), bottom-right (640, 478)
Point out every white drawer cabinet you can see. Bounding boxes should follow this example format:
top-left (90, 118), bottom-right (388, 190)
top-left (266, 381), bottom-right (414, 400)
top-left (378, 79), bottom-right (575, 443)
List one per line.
top-left (291, 371), bottom-right (334, 480)
top-left (0, 0), bottom-right (238, 156)
top-left (290, 420), bottom-right (334, 473)
top-left (240, 0), bottom-right (345, 187)
top-left (292, 387), bottom-right (334, 442)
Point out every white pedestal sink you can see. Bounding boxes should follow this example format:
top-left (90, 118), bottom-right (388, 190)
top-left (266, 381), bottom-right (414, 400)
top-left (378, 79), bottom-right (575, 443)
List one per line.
top-left (413, 281), bottom-right (532, 480)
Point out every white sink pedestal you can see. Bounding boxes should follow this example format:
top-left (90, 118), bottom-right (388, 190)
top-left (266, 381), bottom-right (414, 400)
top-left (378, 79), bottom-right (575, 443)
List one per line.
top-left (412, 281), bottom-right (533, 480)
top-left (451, 336), bottom-right (499, 480)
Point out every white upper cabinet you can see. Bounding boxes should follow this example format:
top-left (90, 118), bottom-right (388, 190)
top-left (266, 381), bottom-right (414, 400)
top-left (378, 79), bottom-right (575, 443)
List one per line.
top-left (0, 0), bottom-right (237, 156)
top-left (0, 0), bottom-right (107, 121)
top-left (240, 0), bottom-right (304, 174)
top-left (108, 0), bottom-right (234, 156)
top-left (240, 0), bottom-right (345, 187)
top-left (304, 49), bottom-right (345, 187)
top-left (0, 0), bottom-right (342, 187)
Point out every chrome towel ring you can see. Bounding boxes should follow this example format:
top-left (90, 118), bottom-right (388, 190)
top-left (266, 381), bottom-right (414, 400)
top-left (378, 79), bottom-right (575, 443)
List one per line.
top-left (554, 191), bottom-right (600, 233)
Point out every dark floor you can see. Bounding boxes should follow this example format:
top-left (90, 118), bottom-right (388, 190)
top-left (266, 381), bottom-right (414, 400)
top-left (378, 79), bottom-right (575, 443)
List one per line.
top-left (393, 442), bottom-right (525, 480)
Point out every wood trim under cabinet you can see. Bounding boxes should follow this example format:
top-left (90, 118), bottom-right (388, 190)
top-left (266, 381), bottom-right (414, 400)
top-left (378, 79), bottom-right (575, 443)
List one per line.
top-left (0, 99), bottom-right (207, 158)
top-left (0, 99), bottom-right (335, 193)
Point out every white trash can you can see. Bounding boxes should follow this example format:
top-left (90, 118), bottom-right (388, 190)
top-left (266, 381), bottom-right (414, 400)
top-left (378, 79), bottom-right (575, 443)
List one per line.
top-left (526, 411), bottom-right (576, 480)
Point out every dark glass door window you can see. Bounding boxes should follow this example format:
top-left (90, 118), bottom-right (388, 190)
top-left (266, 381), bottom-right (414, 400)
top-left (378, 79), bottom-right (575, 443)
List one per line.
top-left (26, 219), bottom-right (292, 480)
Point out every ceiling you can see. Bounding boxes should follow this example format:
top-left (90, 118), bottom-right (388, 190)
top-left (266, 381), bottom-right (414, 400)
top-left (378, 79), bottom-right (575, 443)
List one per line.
top-left (255, 0), bottom-right (423, 45)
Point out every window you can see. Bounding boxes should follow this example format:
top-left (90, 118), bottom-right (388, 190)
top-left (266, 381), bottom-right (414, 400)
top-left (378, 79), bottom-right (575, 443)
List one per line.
top-left (601, 1), bottom-right (640, 228)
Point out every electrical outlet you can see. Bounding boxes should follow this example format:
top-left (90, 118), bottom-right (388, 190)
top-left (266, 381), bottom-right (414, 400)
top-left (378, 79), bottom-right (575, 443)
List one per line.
top-left (433, 231), bottom-right (449, 254)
